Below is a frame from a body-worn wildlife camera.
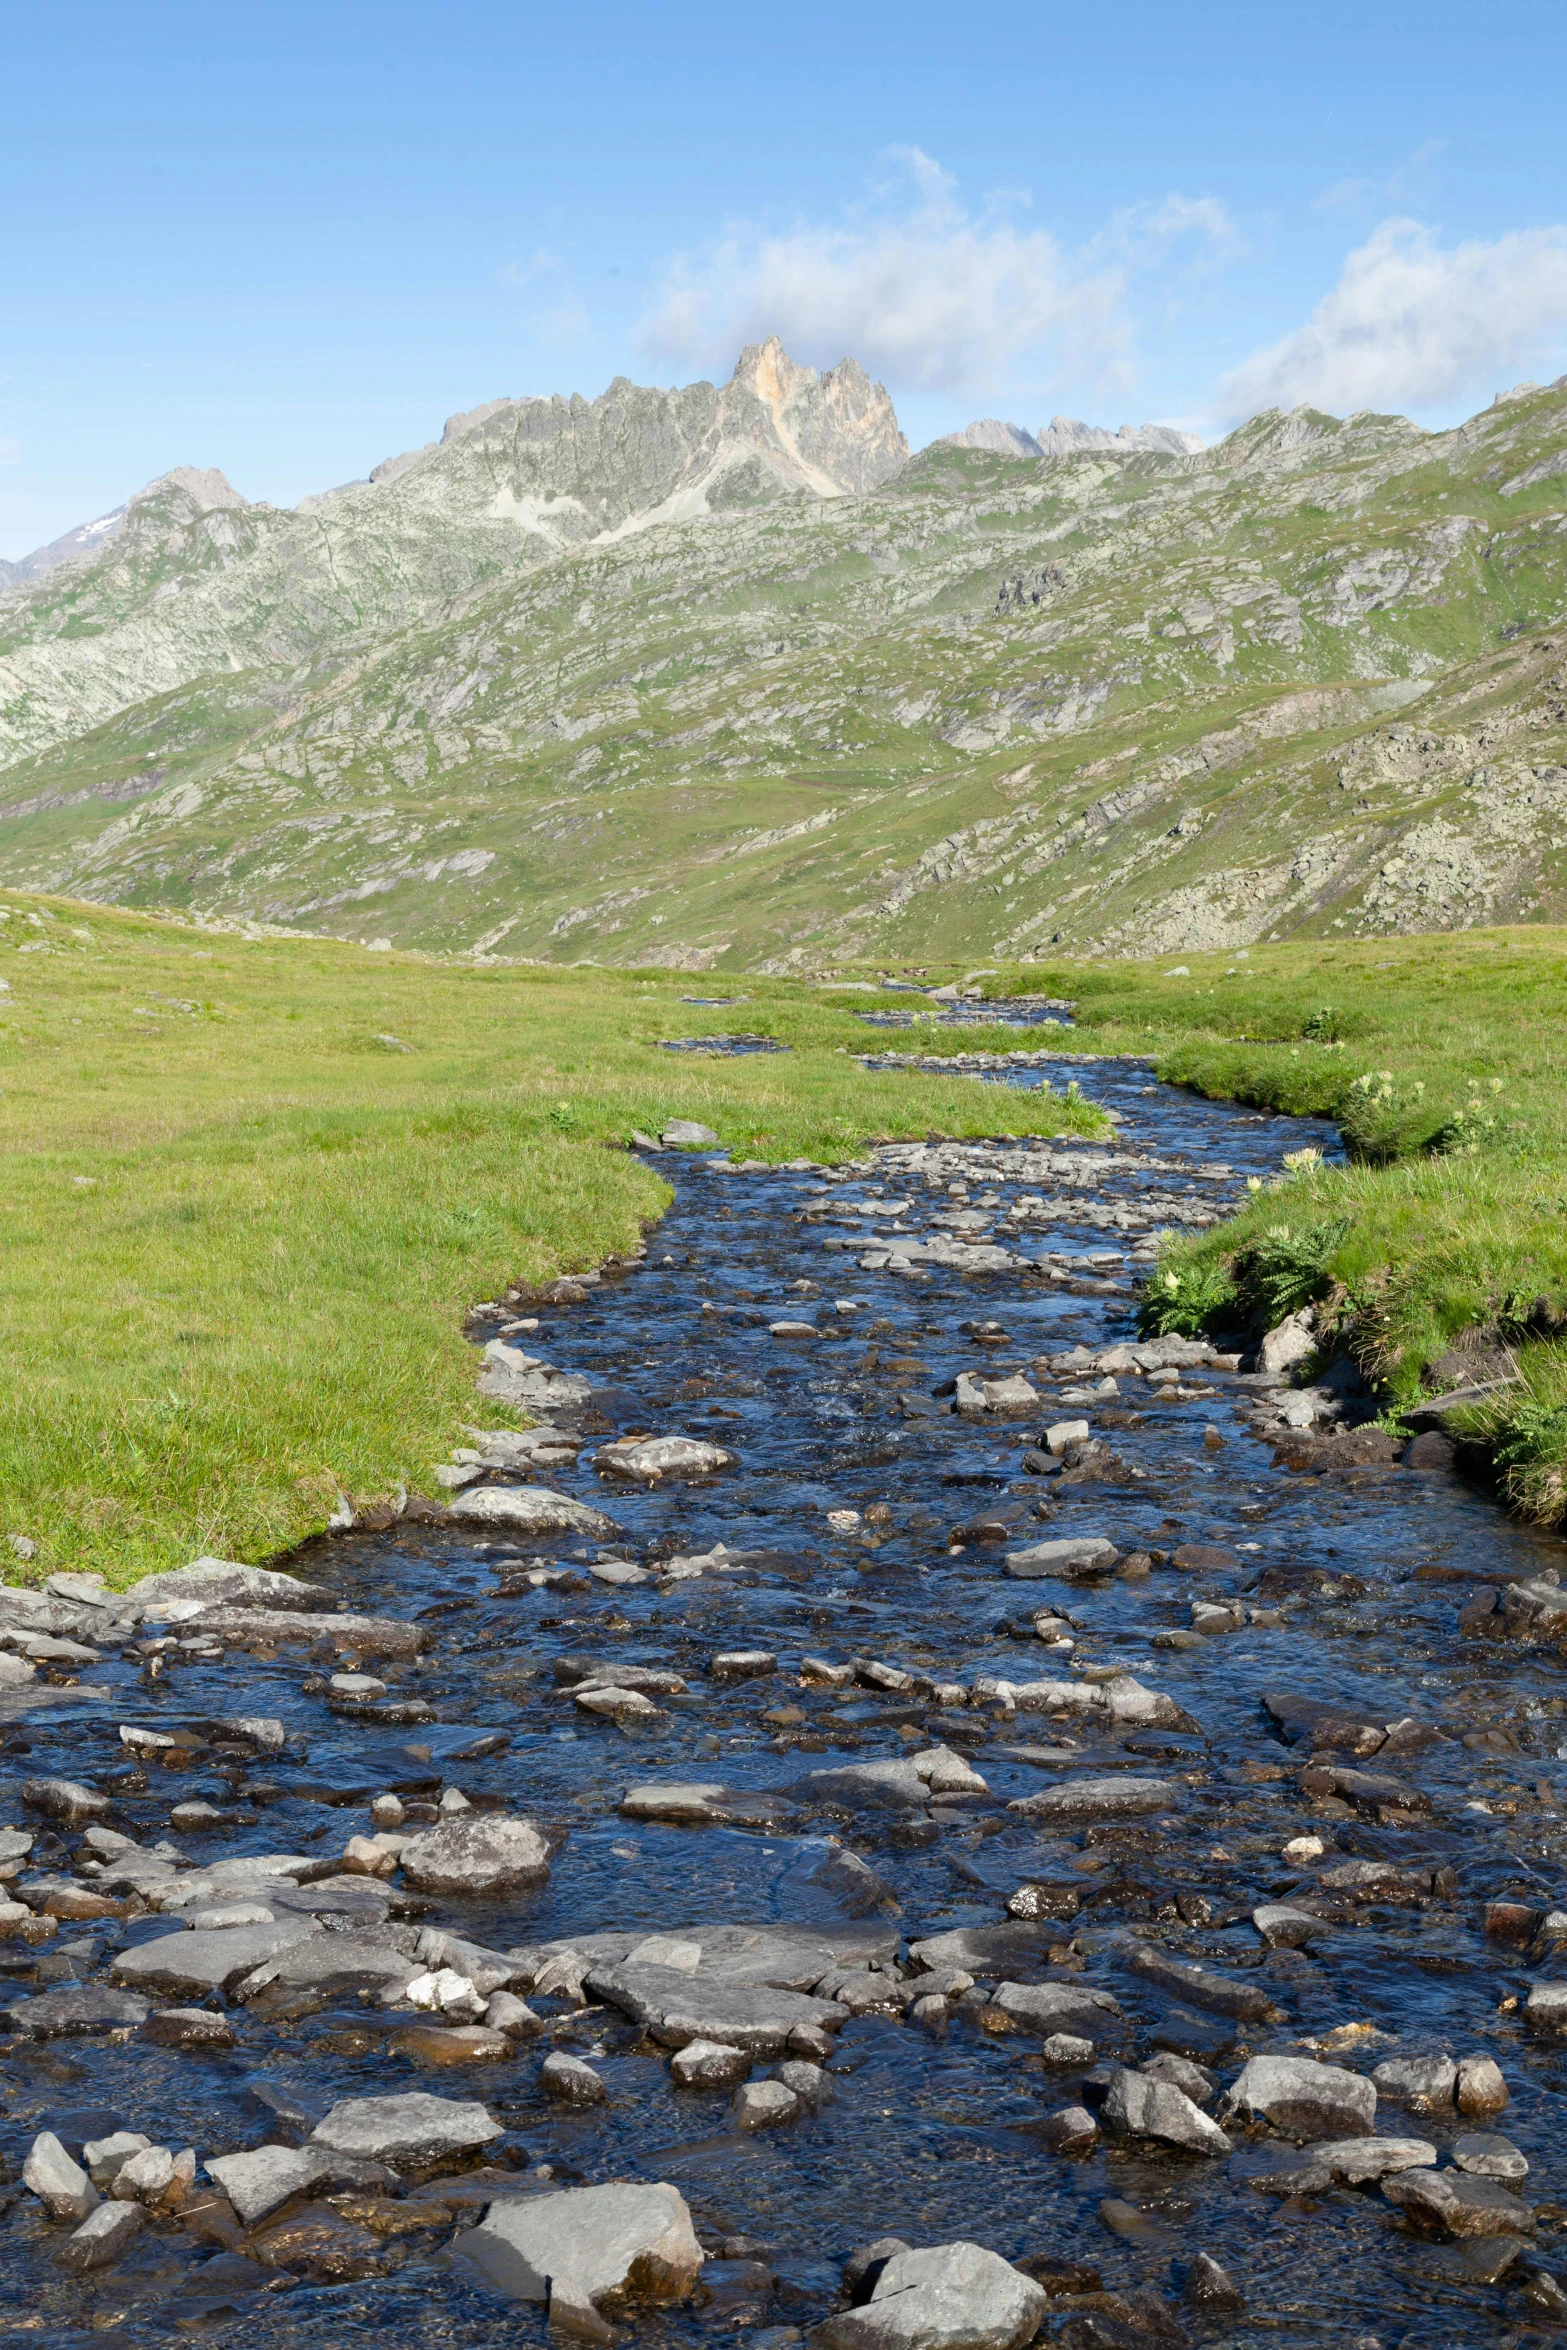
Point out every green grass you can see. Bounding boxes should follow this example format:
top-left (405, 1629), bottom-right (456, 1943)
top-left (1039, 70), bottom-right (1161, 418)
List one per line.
top-left (878, 926), bottom-right (1567, 1517)
top-left (0, 894), bottom-right (1108, 1584)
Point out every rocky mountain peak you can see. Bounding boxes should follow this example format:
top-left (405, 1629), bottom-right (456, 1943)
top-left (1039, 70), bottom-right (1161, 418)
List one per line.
top-left (728, 336), bottom-right (908, 497)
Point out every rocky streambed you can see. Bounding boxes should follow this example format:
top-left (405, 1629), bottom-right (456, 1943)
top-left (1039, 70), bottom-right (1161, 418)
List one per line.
top-left (0, 1068), bottom-right (1565, 2347)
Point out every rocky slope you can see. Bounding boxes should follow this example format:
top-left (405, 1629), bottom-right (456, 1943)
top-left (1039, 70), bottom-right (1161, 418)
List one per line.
top-left (0, 356), bottom-right (1564, 968)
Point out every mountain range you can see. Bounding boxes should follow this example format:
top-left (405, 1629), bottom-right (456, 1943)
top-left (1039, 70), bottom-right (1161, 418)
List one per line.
top-left (1, 340), bottom-right (1565, 971)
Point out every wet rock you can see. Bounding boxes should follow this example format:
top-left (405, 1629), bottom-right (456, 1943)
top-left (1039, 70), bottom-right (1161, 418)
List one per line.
top-left (84, 2131), bottom-right (151, 2185)
top-left (574, 1684), bottom-right (663, 1721)
top-left (1143, 2053), bottom-right (1214, 2104)
top-left (21, 1776), bottom-right (107, 1825)
top-left (1453, 2134), bottom-right (1528, 2181)
top-left (114, 2144), bottom-right (194, 2206)
top-left (1184, 2253), bottom-right (1243, 2315)
top-left (201, 1607), bottom-right (427, 1658)
top-left (1371, 2054), bottom-right (1456, 2110)
top-left (56, 2199), bottom-right (144, 2271)
top-left (733, 2079), bottom-right (801, 2130)
top-left (586, 1959), bottom-right (847, 2055)
top-left (1314, 2136), bottom-right (1437, 2183)
top-left (800, 1759), bottom-right (929, 1808)
top-left (1456, 2055), bottom-right (1509, 2114)
top-left (664, 1121), bottom-right (719, 1147)
top-left (1036, 2106), bottom-right (1099, 2154)
top-left (142, 2004), bottom-right (237, 2049)
top-left (817, 2241), bottom-right (1048, 2350)
top-left (1126, 1946), bottom-right (1284, 2024)
top-left (309, 2091), bottom-right (502, 2168)
top-left (1524, 1983), bottom-right (1567, 2036)
top-left (249, 2201), bottom-right (392, 2280)
top-left (456, 2179), bottom-right (705, 2340)
top-left (542, 2052), bottom-right (607, 2105)
top-left (1260, 1313), bottom-right (1316, 1377)
top-left (1040, 2034), bottom-right (1096, 2065)
top-left (619, 1783), bottom-right (799, 1828)
top-left (596, 1436), bottom-right (738, 1482)
top-left (989, 1981), bottom-right (1123, 2043)
top-left (113, 1919), bottom-right (322, 1999)
top-left (399, 1814), bottom-right (553, 1895)
top-left (447, 1485), bottom-right (623, 1538)
top-left (843, 2238), bottom-right (913, 2301)
top-left (237, 1934), bottom-right (417, 2005)
top-left (23, 2130), bottom-right (97, 2220)
top-left (711, 1650), bottom-right (778, 1681)
top-left (1383, 2166), bottom-right (1533, 2238)
top-left (1101, 2068), bottom-right (1232, 2156)
top-left (5, 1985), bottom-right (149, 2036)
top-left (1009, 1775), bottom-right (1176, 1821)
top-left (1004, 1536), bottom-right (1117, 1580)
top-left (1224, 2054), bottom-right (1375, 2141)
top-left (777, 2058), bottom-right (830, 2111)
top-left (1253, 1902), bottom-right (1333, 1949)
top-left (672, 2038), bottom-right (753, 2089)
top-left (206, 2145), bottom-right (327, 2224)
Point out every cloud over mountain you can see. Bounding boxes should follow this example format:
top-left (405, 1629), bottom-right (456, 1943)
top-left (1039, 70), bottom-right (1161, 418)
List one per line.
top-left (1220, 216), bottom-right (1567, 421)
top-left (638, 151), bottom-right (1232, 401)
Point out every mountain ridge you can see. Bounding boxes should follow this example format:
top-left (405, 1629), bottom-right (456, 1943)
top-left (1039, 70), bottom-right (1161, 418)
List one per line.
top-left (0, 352), bottom-right (1564, 969)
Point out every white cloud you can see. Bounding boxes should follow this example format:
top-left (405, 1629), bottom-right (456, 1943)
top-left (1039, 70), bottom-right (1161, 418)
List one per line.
top-left (1219, 216), bottom-right (1567, 421)
top-left (1312, 141), bottom-right (1446, 214)
top-left (637, 151), bottom-right (1234, 399)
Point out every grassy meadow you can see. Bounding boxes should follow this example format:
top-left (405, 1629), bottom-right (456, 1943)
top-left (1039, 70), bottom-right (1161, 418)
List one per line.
top-left (0, 896), bottom-right (1108, 1583)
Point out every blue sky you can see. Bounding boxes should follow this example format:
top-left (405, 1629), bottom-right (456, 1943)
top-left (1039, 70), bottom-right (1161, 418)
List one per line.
top-left (4, 0), bottom-right (1567, 555)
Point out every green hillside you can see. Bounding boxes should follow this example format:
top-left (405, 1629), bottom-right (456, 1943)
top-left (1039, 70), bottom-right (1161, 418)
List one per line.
top-left (1, 364), bottom-right (1565, 969)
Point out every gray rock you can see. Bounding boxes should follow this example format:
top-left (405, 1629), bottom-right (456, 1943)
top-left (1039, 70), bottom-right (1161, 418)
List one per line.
top-left (1225, 2054), bottom-right (1376, 2141)
top-left (732, 2079), bottom-right (800, 2130)
top-left (542, 2052), bottom-right (607, 2105)
top-left (21, 1776), bottom-right (107, 1825)
top-left (414, 1927), bottom-right (530, 1997)
top-left (23, 2130), bottom-right (97, 2220)
top-left (1039, 2032), bottom-right (1095, 2065)
top-left (1524, 1983), bottom-right (1567, 2036)
top-left (197, 1607), bottom-right (427, 1658)
top-left (113, 2145), bottom-right (185, 2204)
top-left (131, 1558), bottom-right (333, 1617)
top-left (399, 1814), bottom-right (553, 1895)
top-left (618, 1782), bottom-right (799, 1827)
top-left (142, 2005), bottom-right (237, 2048)
top-left (672, 2038), bottom-right (753, 2089)
top-left (1102, 2068), bottom-right (1232, 2155)
top-left (1457, 2055), bottom-right (1510, 2114)
top-left (1185, 2253), bottom-right (1243, 2314)
top-left (1003, 1536), bottom-right (1116, 1580)
top-left (1253, 1902), bottom-right (1332, 1948)
top-left (1383, 2165), bottom-right (1533, 2237)
top-left (235, 1934), bottom-right (416, 2003)
top-left (1372, 2054), bottom-right (1457, 2109)
top-left (597, 1436), bottom-right (737, 1482)
top-left (777, 2058), bottom-right (830, 2111)
top-left (113, 1919), bottom-right (322, 1999)
top-left (711, 1650), bottom-right (778, 1681)
top-left (485, 1991), bottom-right (541, 2036)
top-left (447, 1483), bottom-right (622, 1538)
top-left (1144, 2053), bottom-right (1214, 2105)
top-left (988, 1980), bottom-right (1122, 2043)
top-left (4, 1986), bottom-right (148, 2036)
top-left (0, 1653), bottom-right (36, 1686)
top-left (56, 2200), bottom-right (144, 2271)
top-left (1126, 1945), bottom-right (1284, 2023)
top-left (83, 2132), bottom-right (151, 2184)
top-left (1454, 2134), bottom-right (1529, 2182)
top-left (816, 2240), bottom-right (1047, 2350)
top-left (663, 1122), bottom-right (720, 1148)
top-left (587, 1960), bottom-right (847, 2055)
top-left (205, 2144), bottom-right (325, 2224)
top-left (456, 2179), bottom-right (704, 2340)
top-left (908, 1923), bottom-right (1056, 1976)
top-left (309, 2091), bottom-right (501, 2167)
top-left (843, 2238), bottom-right (913, 2299)
top-left (1314, 2136), bottom-right (1437, 2183)
top-left (1008, 1775), bottom-right (1175, 1821)
top-left (800, 1758), bottom-right (929, 1808)
top-left (1036, 2106), bottom-right (1098, 2154)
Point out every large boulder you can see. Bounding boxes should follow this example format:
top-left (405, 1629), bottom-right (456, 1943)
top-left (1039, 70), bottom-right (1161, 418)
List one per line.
top-left (585, 1959), bottom-right (846, 2055)
top-left (456, 2180), bottom-right (703, 2341)
top-left (112, 1920), bottom-right (322, 2000)
top-left (988, 1982), bottom-right (1122, 2043)
top-left (1383, 2166), bottom-right (1533, 2238)
top-left (816, 2241), bottom-right (1047, 2350)
top-left (1008, 1776), bottom-right (1176, 1822)
top-left (399, 1815), bottom-right (554, 1896)
top-left (1224, 2054), bottom-right (1375, 2141)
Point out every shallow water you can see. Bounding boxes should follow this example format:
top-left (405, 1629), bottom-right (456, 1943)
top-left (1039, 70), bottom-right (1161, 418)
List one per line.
top-left (3, 1067), bottom-right (1565, 2348)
